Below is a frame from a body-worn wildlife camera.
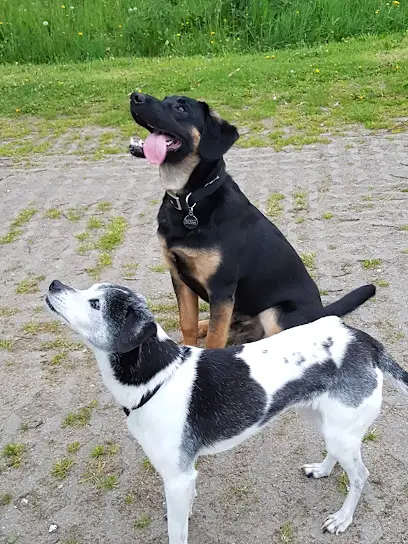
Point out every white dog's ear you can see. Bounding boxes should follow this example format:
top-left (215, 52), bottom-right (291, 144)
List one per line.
top-left (117, 307), bottom-right (156, 353)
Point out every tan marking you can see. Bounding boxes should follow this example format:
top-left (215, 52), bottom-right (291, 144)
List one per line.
top-left (198, 319), bottom-right (209, 339)
top-left (157, 236), bottom-right (199, 345)
top-left (205, 300), bottom-right (234, 348)
top-left (210, 109), bottom-right (222, 123)
top-left (172, 247), bottom-right (222, 289)
top-left (175, 279), bottom-right (198, 346)
top-left (190, 126), bottom-right (201, 151)
top-left (159, 129), bottom-right (200, 193)
top-left (259, 308), bottom-right (283, 337)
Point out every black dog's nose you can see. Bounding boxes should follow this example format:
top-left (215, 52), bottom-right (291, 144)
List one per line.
top-left (49, 280), bottom-right (66, 292)
top-left (132, 92), bottom-right (146, 104)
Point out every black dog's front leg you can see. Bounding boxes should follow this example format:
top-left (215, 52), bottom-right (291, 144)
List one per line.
top-left (205, 289), bottom-right (235, 349)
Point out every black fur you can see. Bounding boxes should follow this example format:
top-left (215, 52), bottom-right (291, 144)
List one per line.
top-left (182, 347), bottom-right (267, 460)
top-left (110, 338), bottom-right (190, 387)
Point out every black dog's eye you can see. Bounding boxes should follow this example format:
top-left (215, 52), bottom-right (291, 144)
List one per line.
top-left (89, 299), bottom-right (100, 310)
top-left (176, 105), bottom-right (186, 112)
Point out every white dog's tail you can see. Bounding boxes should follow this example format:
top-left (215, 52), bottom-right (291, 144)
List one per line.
top-left (378, 350), bottom-right (408, 395)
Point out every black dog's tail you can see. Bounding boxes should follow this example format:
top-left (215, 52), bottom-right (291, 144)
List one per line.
top-left (321, 284), bottom-right (376, 317)
top-left (378, 349), bottom-right (408, 395)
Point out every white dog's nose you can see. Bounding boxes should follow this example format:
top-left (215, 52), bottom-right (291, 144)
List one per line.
top-left (49, 280), bottom-right (66, 292)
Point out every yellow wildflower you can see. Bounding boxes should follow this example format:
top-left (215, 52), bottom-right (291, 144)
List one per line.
top-left (15, 108), bottom-right (21, 114)
top-left (393, 0), bottom-right (400, 5)
top-left (210, 31), bottom-right (215, 36)
top-left (61, 4), bottom-right (65, 8)
top-left (118, 24), bottom-right (122, 28)
top-left (314, 68), bottom-right (320, 73)
top-left (78, 31), bottom-right (83, 36)
top-left (395, 65), bottom-right (400, 70)
top-left (0, 21), bottom-right (3, 24)
top-left (359, 95), bottom-right (365, 100)
top-left (210, 40), bottom-right (214, 44)
top-left (176, 33), bottom-right (181, 37)
top-left (375, 9), bottom-right (380, 13)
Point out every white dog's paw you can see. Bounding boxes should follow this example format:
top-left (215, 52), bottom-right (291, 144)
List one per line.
top-left (302, 462), bottom-right (331, 479)
top-left (322, 510), bottom-right (353, 535)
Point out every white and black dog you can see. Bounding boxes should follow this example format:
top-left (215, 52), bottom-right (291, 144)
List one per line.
top-left (45, 280), bottom-right (408, 543)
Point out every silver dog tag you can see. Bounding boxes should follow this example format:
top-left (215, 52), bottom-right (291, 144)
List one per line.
top-left (183, 211), bottom-right (198, 229)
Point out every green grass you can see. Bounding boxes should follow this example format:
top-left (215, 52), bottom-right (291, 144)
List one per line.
top-left (96, 217), bottom-right (127, 250)
top-left (134, 515), bottom-right (152, 530)
top-left (363, 428), bottom-right (379, 442)
top-left (150, 264), bottom-right (167, 273)
top-left (0, 339), bottom-right (14, 351)
top-left (90, 442), bottom-right (119, 458)
top-left (81, 458), bottom-right (119, 490)
top-left (50, 350), bottom-right (68, 365)
top-left (280, 521), bottom-right (294, 543)
top-left (87, 216), bottom-right (104, 230)
top-left (322, 211), bottom-right (333, 219)
top-left (2, 0), bottom-right (408, 64)
top-left (122, 262), bottom-right (139, 279)
top-left (293, 190), bottom-right (308, 212)
top-left (78, 215), bottom-right (128, 279)
top-left (399, 224), bottom-right (408, 231)
top-left (43, 208), bottom-right (62, 219)
top-left (301, 252), bottom-right (316, 270)
top-left (362, 258), bottom-right (382, 269)
top-left (160, 316), bottom-right (180, 331)
top-left (66, 206), bottom-right (87, 222)
top-left (2, 443), bottom-right (25, 468)
top-left (142, 457), bottom-right (155, 472)
top-left (266, 193), bottom-right (285, 219)
top-left (375, 279), bottom-right (390, 287)
top-left (15, 275), bottom-right (45, 294)
top-left (22, 320), bottom-right (61, 335)
top-left (0, 307), bottom-right (19, 317)
top-left (67, 441), bottom-right (81, 454)
top-left (0, 206), bottom-right (37, 244)
top-left (96, 201), bottom-right (112, 212)
top-left (0, 493), bottom-right (12, 506)
top-left (1, 33), bottom-right (408, 155)
top-left (52, 457), bottom-right (74, 479)
top-left (338, 471), bottom-right (350, 495)
top-left (61, 403), bottom-right (97, 428)
top-left (40, 338), bottom-right (84, 350)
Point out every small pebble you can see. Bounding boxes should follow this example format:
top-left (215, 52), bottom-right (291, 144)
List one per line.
top-left (48, 524), bottom-right (58, 533)
top-left (21, 498), bottom-right (28, 505)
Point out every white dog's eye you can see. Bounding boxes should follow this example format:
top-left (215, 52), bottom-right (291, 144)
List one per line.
top-left (89, 299), bottom-right (100, 310)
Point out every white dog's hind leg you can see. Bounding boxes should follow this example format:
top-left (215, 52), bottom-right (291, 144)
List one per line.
top-left (164, 468), bottom-right (197, 544)
top-left (302, 453), bottom-right (337, 479)
top-left (321, 440), bottom-right (369, 535)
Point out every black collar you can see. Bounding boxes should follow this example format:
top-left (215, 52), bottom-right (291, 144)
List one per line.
top-left (166, 168), bottom-right (225, 212)
top-left (122, 382), bottom-right (162, 416)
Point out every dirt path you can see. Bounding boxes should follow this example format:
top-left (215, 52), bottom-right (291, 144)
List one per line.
top-left (1, 132), bottom-right (407, 544)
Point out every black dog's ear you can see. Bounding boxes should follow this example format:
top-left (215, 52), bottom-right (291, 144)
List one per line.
top-left (117, 307), bottom-right (156, 353)
top-left (198, 102), bottom-right (239, 161)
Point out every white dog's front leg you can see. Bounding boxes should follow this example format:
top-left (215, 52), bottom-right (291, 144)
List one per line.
top-left (164, 469), bottom-right (197, 544)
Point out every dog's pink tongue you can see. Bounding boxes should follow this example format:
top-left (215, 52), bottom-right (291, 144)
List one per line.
top-left (144, 133), bottom-right (167, 164)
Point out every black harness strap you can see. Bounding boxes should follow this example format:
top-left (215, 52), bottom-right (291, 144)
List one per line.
top-left (122, 382), bottom-right (162, 417)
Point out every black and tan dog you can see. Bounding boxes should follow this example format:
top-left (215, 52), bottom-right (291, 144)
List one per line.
top-left (129, 92), bottom-right (375, 348)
